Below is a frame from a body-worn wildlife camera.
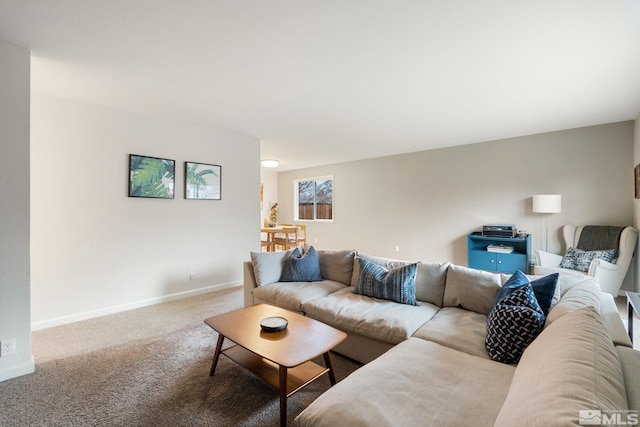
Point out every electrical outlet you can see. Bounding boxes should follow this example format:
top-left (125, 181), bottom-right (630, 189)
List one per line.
top-left (189, 269), bottom-right (196, 280)
top-left (395, 245), bottom-right (400, 252)
top-left (1, 338), bottom-right (16, 357)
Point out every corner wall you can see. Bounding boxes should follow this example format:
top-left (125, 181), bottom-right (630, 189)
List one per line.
top-left (31, 94), bottom-right (260, 328)
top-left (278, 122), bottom-right (635, 290)
top-left (0, 40), bottom-right (33, 381)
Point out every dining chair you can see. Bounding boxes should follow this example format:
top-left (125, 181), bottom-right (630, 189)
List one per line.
top-left (281, 224), bottom-right (306, 245)
top-left (260, 233), bottom-right (272, 252)
top-left (273, 227), bottom-right (299, 251)
top-left (296, 224), bottom-right (307, 245)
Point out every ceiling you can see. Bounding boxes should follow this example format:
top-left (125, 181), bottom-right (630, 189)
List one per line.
top-left (1, 1), bottom-right (639, 171)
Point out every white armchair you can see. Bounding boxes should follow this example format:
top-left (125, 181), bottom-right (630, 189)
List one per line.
top-left (534, 224), bottom-right (638, 296)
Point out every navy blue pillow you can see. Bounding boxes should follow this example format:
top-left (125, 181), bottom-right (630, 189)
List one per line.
top-left (495, 270), bottom-right (558, 316)
top-left (485, 284), bottom-right (546, 364)
top-left (529, 273), bottom-right (559, 315)
top-left (354, 257), bottom-right (418, 305)
top-left (280, 246), bottom-right (322, 282)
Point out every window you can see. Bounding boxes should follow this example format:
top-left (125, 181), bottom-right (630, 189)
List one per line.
top-left (294, 176), bottom-right (333, 221)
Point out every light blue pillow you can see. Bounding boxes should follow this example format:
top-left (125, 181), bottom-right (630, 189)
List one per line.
top-left (354, 257), bottom-right (418, 305)
top-left (280, 246), bottom-right (322, 282)
top-left (485, 284), bottom-right (545, 364)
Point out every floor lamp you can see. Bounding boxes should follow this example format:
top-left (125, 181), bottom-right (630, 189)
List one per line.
top-left (532, 194), bottom-right (562, 252)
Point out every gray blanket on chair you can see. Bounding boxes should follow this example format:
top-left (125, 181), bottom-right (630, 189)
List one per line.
top-left (577, 225), bottom-right (624, 251)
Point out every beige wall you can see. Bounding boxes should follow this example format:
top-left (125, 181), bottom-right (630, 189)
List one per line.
top-left (31, 94), bottom-right (260, 329)
top-left (260, 168), bottom-right (278, 226)
top-left (278, 121), bottom-right (635, 289)
top-left (0, 40), bottom-right (33, 381)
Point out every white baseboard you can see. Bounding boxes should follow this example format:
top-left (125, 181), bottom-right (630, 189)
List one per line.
top-left (0, 356), bottom-right (35, 382)
top-left (31, 281), bottom-right (241, 331)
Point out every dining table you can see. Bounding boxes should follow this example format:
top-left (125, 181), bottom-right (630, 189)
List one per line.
top-left (261, 226), bottom-right (285, 252)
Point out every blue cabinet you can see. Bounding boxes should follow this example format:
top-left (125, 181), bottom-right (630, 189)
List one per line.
top-left (467, 232), bottom-right (531, 274)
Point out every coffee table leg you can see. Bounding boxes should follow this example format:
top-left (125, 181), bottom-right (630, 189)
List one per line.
top-left (209, 334), bottom-right (225, 376)
top-left (323, 352), bottom-right (337, 386)
top-left (629, 299), bottom-right (634, 344)
top-left (279, 365), bottom-right (287, 427)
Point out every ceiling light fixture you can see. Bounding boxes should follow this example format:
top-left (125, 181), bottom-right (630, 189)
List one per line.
top-left (261, 159), bottom-right (279, 168)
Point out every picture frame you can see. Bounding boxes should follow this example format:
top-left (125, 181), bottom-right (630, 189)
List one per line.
top-left (635, 164), bottom-right (640, 199)
top-left (185, 161), bottom-right (222, 200)
top-left (128, 154), bottom-right (175, 199)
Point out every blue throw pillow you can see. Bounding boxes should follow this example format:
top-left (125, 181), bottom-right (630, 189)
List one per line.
top-left (354, 257), bottom-right (418, 305)
top-left (485, 284), bottom-right (546, 364)
top-left (280, 246), bottom-right (322, 282)
top-left (495, 270), bottom-right (558, 316)
top-left (559, 247), bottom-right (616, 272)
top-left (529, 273), bottom-right (559, 315)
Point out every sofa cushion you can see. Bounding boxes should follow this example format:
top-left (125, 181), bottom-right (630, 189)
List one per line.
top-left (303, 287), bottom-right (438, 345)
top-left (250, 250), bottom-right (292, 286)
top-left (280, 246), bottom-right (322, 282)
top-left (296, 338), bottom-right (516, 427)
top-left (412, 307), bottom-right (490, 359)
top-left (495, 270), bottom-right (558, 316)
top-left (494, 306), bottom-right (628, 426)
top-left (443, 265), bottom-right (502, 315)
top-left (485, 284), bottom-right (545, 364)
top-left (389, 261), bottom-right (449, 307)
top-left (316, 249), bottom-right (356, 285)
top-left (545, 277), bottom-right (601, 327)
top-left (252, 280), bottom-right (346, 313)
top-left (559, 247), bottom-right (616, 272)
top-left (616, 346), bottom-right (640, 412)
top-left (354, 257), bottom-right (418, 305)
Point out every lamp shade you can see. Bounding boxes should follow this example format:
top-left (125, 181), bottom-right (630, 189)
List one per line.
top-left (532, 194), bottom-right (562, 213)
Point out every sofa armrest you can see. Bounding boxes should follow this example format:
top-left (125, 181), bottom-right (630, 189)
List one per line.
top-left (599, 292), bottom-right (632, 347)
top-left (590, 259), bottom-right (625, 296)
top-left (243, 261), bottom-right (257, 307)
top-left (534, 250), bottom-right (563, 268)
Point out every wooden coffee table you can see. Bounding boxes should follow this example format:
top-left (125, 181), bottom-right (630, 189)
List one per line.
top-left (204, 304), bottom-right (347, 426)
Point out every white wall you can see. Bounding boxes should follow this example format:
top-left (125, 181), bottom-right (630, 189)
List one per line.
top-left (31, 94), bottom-right (260, 328)
top-left (634, 113), bottom-right (640, 292)
top-left (278, 122), bottom-right (635, 290)
top-left (0, 40), bottom-right (34, 381)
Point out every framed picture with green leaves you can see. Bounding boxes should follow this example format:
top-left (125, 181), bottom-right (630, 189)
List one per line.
top-left (185, 161), bottom-right (222, 200)
top-left (128, 154), bottom-right (175, 199)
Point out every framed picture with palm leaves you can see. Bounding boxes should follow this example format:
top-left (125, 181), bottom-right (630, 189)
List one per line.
top-left (185, 161), bottom-right (222, 200)
top-left (128, 154), bottom-right (175, 199)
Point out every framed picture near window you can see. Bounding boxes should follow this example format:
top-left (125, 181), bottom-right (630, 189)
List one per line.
top-left (128, 154), bottom-right (175, 199)
top-left (635, 164), bottom-right (640, 199)
top-left (185, 161), bottom-right (222, 200)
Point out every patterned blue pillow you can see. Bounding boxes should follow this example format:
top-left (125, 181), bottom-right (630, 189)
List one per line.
top-left (280, 246), bottom-right (322, 282)
top-left (559, 247), bottom-right (616, 272)
top-left (494, 270), bottom-right (558, 316)
top-left (485, 284), bottom-right (545, 364)
top-left (354, 257), bottom-right (418, 305)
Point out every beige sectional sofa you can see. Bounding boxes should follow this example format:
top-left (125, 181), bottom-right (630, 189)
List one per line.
top-left (243, 247), bottom-right (640, 426)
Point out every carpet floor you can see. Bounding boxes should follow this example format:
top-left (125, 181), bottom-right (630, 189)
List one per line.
top-left (0, 287), bottom-right (361, 427)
